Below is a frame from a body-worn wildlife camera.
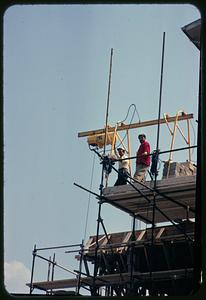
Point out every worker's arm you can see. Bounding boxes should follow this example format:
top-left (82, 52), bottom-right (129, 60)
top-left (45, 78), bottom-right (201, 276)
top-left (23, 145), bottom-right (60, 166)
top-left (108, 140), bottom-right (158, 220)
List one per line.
top-left (108, 152), bottom-right (118, 161)
top-left (142, 143), bottom-right (150, 156)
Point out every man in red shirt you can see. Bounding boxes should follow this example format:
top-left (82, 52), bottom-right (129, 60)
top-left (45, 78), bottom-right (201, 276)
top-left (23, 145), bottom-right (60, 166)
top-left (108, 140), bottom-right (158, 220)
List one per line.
top-left (133, 134), bottom-right (151, 182)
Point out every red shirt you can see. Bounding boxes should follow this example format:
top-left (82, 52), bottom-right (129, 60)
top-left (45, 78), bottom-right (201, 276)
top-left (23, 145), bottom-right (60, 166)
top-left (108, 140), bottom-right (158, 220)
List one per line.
top-left (136, 140), bottom-right (150, 166)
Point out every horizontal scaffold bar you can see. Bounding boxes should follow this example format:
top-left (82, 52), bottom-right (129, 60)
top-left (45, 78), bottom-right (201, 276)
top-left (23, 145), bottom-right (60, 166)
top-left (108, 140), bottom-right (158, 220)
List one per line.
top-left (78, 113), bottom-right (193, 138)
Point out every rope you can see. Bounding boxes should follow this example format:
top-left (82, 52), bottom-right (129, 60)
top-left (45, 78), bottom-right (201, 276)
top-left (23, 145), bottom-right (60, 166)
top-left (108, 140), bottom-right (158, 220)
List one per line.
top-left (83, 151), bottom-right (96, 243)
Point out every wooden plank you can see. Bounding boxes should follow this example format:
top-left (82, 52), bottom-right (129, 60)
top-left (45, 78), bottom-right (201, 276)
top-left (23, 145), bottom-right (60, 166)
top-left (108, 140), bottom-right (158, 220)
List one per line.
top-left (28, 268), bottom-right (194, 290)
top-left (116, 232), bottom-right (132, 252)
top-left (88, 223), bottom-right (194, 242)
top-left (137, 230), bottom-right (146, 241)
top-left (78, 113), bottom-right (193, 138)
top-left (136, 208), bottom-right (195, 223)
top-left (156, 227), bottom-right (165, 239)
top-left (102, 175), bottom-right (196, 223)
top-left (87, 235), bottom-right (107, 249)
top-left (103, 177), bottom-right (196, 202)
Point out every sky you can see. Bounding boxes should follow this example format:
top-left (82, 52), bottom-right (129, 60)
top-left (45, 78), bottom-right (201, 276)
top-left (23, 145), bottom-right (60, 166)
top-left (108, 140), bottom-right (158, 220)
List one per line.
top-left (3, 3), bottom-right (200, 294)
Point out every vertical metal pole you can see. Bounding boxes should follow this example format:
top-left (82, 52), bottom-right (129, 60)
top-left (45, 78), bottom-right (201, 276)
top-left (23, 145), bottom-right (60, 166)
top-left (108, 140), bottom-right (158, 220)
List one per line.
top-left (76, 241), bottom-right (84, 295)
top-left (29, 244), bottom-right (36, 294)
top-left (51, 253), bottom-right (55, 281)
top-left (46, 256), bottom-right (51, 294)
top-left (131, 213), bottom-right (136, 240)
top-left (50, 253), bottom-right (55, 295)
top-left (193, 50), bottom-right (201, 294)
top-left (129, 214), bottom-right (136, 294)
top-left (92, 48), bottom-right (114, 295)
top-left (47, 256), bottom-right (51, 281)
top-left (103, 48), bottom-right (113, 155)
top-left (151, 32), bottom-right (166, 245)
top-left (155, 32), bottom-right (166, 181)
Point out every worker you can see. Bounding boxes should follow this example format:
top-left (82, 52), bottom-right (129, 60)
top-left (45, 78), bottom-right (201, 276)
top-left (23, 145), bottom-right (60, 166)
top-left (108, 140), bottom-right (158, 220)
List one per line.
top-left (133, 134), bottom-right (151, 182)
top-left (113, 147), bottom-right (129, 186)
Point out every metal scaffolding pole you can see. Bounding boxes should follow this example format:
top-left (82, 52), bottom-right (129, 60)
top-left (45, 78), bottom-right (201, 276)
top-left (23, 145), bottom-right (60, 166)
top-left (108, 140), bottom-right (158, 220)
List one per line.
top-left (92, 48), bottom-right (114, 296)
top-left (152, 32), bottom-right (166, 246)
top-left (129, 214), bottom-right (136, 294)
top-left (76, 241), bottom-right (84, 295)
top-left (114, 145), bottom-right (197, 163)
top-left (29, 244), bottom-right (37, 294)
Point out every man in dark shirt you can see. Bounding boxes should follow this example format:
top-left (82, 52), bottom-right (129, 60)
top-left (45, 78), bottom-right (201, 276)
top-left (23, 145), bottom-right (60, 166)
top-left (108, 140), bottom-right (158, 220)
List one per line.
top-left (133, 134), bottom-right (150, 182)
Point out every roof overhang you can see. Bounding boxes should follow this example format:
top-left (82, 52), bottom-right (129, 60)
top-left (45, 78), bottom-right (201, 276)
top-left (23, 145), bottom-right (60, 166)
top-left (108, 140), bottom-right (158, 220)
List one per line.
top-left (182, 19), bottom-right (201, 50)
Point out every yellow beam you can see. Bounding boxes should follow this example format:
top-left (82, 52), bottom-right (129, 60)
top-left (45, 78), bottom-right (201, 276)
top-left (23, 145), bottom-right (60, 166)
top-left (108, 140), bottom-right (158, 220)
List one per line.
top-left (78, 113), bottom-right (193, 138)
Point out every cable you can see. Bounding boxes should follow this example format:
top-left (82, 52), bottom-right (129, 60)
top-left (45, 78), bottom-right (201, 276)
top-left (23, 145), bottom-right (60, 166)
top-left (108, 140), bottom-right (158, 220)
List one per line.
top-left (121, 104), bottom-right (141, 124)
top-left (115, 104), bottom-right (141, 149)
top-left (83, 151), bottom-right (96, 243)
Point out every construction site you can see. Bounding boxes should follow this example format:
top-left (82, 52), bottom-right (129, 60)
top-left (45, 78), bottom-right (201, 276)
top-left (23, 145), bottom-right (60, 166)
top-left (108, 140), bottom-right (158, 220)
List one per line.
top-left (27, 18), bottom-right (201, 297)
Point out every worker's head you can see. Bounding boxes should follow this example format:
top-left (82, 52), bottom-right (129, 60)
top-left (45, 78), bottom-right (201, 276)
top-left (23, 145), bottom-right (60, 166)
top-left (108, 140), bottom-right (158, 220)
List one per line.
top-left (138, 134), bottom-right (146, 143)
top-left (117, 147), bottom-right (125, 157)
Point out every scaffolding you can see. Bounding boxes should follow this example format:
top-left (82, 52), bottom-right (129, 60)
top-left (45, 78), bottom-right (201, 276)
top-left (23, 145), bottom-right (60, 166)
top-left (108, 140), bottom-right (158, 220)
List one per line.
top-left (28, 27), bottom-right (200, 296)
top-left (28, 91), bottom-right (198, 297)
top-left (28, 220), bottom-right (195, 295)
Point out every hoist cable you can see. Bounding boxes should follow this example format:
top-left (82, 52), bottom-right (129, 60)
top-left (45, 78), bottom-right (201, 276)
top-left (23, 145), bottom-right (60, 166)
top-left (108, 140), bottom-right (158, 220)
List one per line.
top-left (115, 104), bottom-right (141, 150)
top-left (83, 152), bottom-right (96, 243)
top-left (121, 103), bottom-right (141, 124)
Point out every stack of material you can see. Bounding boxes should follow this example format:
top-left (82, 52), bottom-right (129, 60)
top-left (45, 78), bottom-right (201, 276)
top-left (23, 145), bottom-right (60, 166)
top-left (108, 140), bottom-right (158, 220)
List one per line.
top-left (162, 161), bottom-right (196, 179)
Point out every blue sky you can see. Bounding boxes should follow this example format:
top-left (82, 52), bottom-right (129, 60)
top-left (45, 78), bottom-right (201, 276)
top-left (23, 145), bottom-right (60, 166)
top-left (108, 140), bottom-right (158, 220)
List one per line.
top-left (3, 4), bottom-right (200, 293)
